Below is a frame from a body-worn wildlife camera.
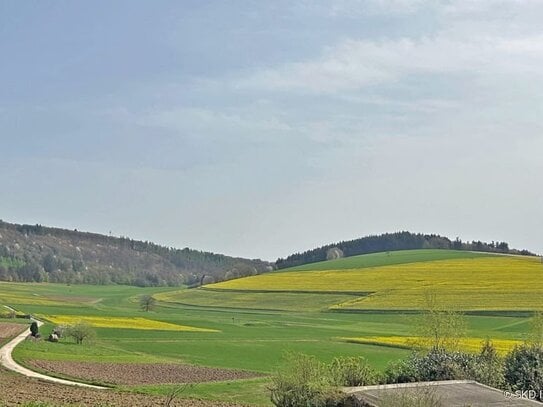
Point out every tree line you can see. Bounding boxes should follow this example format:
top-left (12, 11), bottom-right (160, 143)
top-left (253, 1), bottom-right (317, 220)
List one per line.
top-left (0, 220), bottom-right (272, 287)
top-left (276, 231), bottom-right (535, 269)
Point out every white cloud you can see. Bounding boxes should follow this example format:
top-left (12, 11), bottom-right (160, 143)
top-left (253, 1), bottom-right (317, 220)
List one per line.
top-left (237, 32), bottom-right (543, 94)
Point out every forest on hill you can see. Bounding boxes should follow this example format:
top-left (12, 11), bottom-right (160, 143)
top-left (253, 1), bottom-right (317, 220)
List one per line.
top-left (276, 231), bottom-right (536, 269)
top-left (0, 220), bottom-right (272, 286)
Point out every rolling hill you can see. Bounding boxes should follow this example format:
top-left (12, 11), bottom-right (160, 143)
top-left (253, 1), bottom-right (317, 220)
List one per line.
top-left (276, 231), bottom-right (535, 269)
top-left (166, 249), bottom-right (543, 312)
top-left (0, 220), bottom-right (272, 287)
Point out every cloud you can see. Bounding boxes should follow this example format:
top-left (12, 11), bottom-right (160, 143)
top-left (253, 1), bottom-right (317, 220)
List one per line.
top-left (235, 0), bottom-right (543, 95)
top-left (237, 32), bottom-right (543, 94)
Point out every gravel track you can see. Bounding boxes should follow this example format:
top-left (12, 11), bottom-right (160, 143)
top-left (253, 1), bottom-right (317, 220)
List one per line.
top-left (0, 318), bottom-right (106, 389)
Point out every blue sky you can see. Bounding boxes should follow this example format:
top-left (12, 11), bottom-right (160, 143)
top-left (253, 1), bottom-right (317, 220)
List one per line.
top-left (1, 1), bottom-right (542, 260)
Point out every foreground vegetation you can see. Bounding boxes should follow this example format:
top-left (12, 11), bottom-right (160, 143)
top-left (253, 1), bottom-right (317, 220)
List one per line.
top-left (0, 249), bottom-right (541, 405)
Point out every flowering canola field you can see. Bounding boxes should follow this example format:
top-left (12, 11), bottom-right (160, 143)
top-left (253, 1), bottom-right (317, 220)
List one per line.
top-left (341, 336), bottom-right (522, 355)
top-left (207, 255), bottom-right (543, 311)
top-left (43, 315), bottom-right (219, 332)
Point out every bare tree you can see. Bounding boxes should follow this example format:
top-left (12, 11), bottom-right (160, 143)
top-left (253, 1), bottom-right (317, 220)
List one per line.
top-left (413, 291), bottom-right (466, 351)
top-left (140, 294), bottom-right (157, 312)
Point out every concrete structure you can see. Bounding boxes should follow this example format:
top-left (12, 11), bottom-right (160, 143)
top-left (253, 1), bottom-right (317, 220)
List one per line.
top-left (344, 380), bottom-right (540, 406)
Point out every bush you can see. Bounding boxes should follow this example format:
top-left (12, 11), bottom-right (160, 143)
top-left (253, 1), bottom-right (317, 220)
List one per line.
top-left (269, 353), bottom-right (346, 407)
top-left (504, 344), bottom-right (543, 400)
top-left (29, 321), bottom-right (39, 337)
top-left (384, 359), bottom-right (419, 384)
top-left (329, 356), bottom-right (378, 386)
top-left (472, 339), bottom-right (505, 388)
top-left (385, 348), bottom-right (476, 384)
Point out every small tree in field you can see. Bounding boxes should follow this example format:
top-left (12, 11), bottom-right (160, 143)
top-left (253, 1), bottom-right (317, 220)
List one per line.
top-left (414, 291), bottom-right (466, 351)
top-left (65, 321), bottom-right (96, 344)
top-left (30, 321), bottom-right (39, 337)
top-left (140, 294), bottom-right (156, 312)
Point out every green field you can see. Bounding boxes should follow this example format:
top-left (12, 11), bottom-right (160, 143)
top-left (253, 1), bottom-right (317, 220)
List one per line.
top-left (0, 249), bottom-right (541, 405)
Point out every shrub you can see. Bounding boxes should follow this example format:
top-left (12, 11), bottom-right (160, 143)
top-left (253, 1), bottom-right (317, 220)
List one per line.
top-left (329, 356), bottom-right (378, 386)
top-left (472, 339), bottom-right (505, 388)
top-left (29, 321), bottom-right (39, 337)
top-left (269, 353), bottom-right (345, 407)
top-left (385, 348), bottom-right (476, 384)
top-left (52, 325), bottom-right (66, 338)
top-left (504, 344), bottom-right (543, 400)
top-left (384, 359), bottom-right (419, 384)
top-left (411, 348), bottom-right (473, 381)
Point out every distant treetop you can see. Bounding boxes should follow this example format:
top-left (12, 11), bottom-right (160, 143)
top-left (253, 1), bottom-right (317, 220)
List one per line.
top-left (275, 231), bottom-right (535, 269)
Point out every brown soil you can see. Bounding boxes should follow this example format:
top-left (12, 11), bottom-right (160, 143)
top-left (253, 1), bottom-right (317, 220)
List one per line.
top-left (0, 367), bottom-right (246, 406)
top-left (0, 322), bottom-right (27, 340)
top-left (28, 360), bottom-right (263, 385)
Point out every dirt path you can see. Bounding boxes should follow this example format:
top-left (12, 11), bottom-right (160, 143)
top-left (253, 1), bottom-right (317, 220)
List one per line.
top-left (0, 309), bottom-right (107, 389)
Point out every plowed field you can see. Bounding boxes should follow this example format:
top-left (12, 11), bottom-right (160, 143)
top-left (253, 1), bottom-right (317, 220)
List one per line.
top-left (28, 360), bottom-right (263, 385)
top-left (0, 367), bottom-right (246, 406)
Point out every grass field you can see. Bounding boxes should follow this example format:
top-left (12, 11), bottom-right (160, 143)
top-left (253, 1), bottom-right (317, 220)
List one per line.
top-left (0, 249), bottom-right (541, 405)
top-left (285, 249), bottom-right (493, 271)
top-left (155, 289), bottom-right (360, 312)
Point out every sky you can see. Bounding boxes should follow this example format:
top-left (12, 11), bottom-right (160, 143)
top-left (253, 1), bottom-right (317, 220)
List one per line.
top-left (1, 0), bottom-right (542, 260)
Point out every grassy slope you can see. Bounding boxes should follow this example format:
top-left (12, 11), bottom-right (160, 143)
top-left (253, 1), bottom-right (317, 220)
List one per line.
top-left (155, 289), bottom-right (360, 312)
top-left (171, 250), bottom-right (490, 311)
top-left (206, 251), bottom-right (543, 311)
top-left (285, 249), bottom-right (493, 271)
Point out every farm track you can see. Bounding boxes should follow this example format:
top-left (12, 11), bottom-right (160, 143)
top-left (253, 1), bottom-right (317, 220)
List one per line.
top-left (0, 316), bottom-right (248, 406)
top-left (0, 311), bottom-right (106, 389)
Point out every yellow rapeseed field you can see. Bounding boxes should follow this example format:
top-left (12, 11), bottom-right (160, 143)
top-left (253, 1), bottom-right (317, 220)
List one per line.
top-left (43, 315), bottom-right (219, 332)
top-left (340, 336), bottom-right (522, 355)
top-left (207, 256), bottom-right (543, 311)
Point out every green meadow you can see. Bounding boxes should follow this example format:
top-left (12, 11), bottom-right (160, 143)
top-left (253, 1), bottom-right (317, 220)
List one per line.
top-left (0, 250), bottom-right (540, 405)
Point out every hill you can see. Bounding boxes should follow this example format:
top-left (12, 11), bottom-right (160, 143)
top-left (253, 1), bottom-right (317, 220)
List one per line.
top-left (276, 231), bottom-right (535, 269)
top-left (175, 249), bottom-right (543, 312)
top-left (0, 220), bottom-right (272, 287)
